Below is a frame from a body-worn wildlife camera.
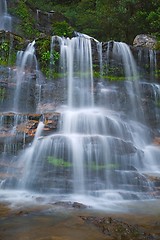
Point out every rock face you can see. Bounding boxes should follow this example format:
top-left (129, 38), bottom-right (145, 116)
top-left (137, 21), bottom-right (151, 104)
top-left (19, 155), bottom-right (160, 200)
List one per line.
top-left (35, 10), bottom-right (68, 35)
top-left (133, 34), bottom-right (157, 49)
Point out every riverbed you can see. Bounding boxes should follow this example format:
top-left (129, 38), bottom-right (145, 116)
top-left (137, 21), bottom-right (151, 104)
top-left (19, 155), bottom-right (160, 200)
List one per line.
top-left (0, 191), bottom-right (160, 240)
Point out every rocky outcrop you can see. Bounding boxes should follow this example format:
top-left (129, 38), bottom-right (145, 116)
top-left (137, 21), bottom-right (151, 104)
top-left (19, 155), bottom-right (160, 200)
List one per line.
top-left (0, 30), bottom-right (26, 51)
top-left (0, 112), bottom-right (60, 157)
top-left (133, 34), bottom-right (157, 49)
top-left (80, 216), bottom-right (157, 240)
top-left (35, 10), bottom-right (69, 35)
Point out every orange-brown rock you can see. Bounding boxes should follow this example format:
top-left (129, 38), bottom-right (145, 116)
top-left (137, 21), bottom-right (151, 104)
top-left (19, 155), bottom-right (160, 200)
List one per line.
top-left (153, 137), bottom-right (160, 146)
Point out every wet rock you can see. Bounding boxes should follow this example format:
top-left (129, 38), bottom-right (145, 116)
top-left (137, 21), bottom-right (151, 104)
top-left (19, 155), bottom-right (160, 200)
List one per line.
top-left (52, 201), bottom-right (88, 209)
top-left (43, 112), bottom-right (60, 132)
top-left (0, 30), bottom-right (26, 51)
top-left (53, 201), bottom-right (72, 208)
top-left (80, 216), bottom-right (156, 240)
top-left (72, 202), bottom-right (88, 209)
top-left (146, 175), bottom-right (160, 188)
top-left (37, 103), bottom-right (57, 113)
top-left (1, 176), bottom-right (18, 189)
top-left (107, 136), bottom-right (138, 155)
top-left (153, 137), bottom-right (160, 146)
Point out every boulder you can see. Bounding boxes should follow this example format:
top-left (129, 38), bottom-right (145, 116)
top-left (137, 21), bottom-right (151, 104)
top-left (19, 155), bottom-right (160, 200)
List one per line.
top-left (133, 34), bottom-right (157, 49)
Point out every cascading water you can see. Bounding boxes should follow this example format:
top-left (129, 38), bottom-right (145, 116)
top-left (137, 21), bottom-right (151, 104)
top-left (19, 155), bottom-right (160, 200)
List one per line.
top-left (0, 41), bottom-right (41, 180)
top-left (112, 42), bottom-right (144, 121)
top-left (13, 40), bottom-right (38, 113)
top-left (0, 0), bottom-right (12, 31)
top-left (59, 36), bottom-right (94, 107)
top-left (138, 47), bottom-right (157, 82)
top-left (13, 35), bottom-right (160, 208)
top-left (1, 34), bottom-right (160, 210)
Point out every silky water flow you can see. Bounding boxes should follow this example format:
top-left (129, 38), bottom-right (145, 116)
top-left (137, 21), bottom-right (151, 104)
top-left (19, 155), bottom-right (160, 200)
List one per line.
top-left (0, 0), bottom-right (12, 31)
top-left (0, 36), bottom-right (160, 210)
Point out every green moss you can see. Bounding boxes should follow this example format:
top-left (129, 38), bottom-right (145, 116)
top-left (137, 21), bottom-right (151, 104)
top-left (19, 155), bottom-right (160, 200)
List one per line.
top-left (89, 163), bottom-right (119, 170)
top-left (106, 76), bottom-right (125, 81)
top-left (0, 88), bottom-right (6, 101)
top-left (47, 156), bottom-right (72, 167)
top-left (47, 156), bottom-right (120, 170)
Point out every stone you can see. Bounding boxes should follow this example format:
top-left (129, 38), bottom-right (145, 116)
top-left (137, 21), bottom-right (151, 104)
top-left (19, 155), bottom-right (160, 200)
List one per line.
top-left (133, 34), bottom-right (157, 49)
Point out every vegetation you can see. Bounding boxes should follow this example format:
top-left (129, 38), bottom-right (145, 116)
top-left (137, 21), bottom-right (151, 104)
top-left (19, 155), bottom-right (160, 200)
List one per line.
top-left (10, 0), bottom-right (39, 38)
top-left (10, 0), bottom-right (160, 43)
top-left (47, 156), bottom-right (72, 167)
top-left (0, 41), bottom-right (10, 65)
top-left (35, 38), bottom-right (60, 77)
top-left (5, 0), bottom-right (160, 79)
top-left (0, 40), bottom-right (16, 66)
top-left (0, 88), bottom-right (5, 101)
top-left (47, 156), bottom-right (119, 170)
top-left (52, 21), bottom-right (74, 38)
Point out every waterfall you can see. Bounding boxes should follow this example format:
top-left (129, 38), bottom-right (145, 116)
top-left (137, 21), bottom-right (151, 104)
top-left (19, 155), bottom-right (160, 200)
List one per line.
top-left (1, 34), bottom-right (160, 209)
top-left (59, 36), bottom-right (94, 108)
top-left (149, 49), bottom-right (157, 81)
top-left (18, 121), bottom-right (44, 189)
top-left (137, 48), bottom-right (157, 82)
top-left (14, 35), bottom-right (160, 205)
top-left (0, 0), bottom-right (12, 31)
top-left (0, 113), bottom-right (28, 160)
top-left (112, 42), bottom-right (144, 121)
top-left (13, 41), bottom-right (38, 113)
top-left (97, 41), bottom-right (103, 80)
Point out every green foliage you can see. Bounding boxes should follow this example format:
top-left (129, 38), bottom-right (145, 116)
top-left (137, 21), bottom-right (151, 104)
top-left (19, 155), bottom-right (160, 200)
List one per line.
top-left (53, 51), bottom-right (60, 63)
top-left (0, 41), bottom-right (10, 65)
top-left (49, 0), bottom-right (160, 43)
top-left (36, 38), bottom-right (50, 75)
top-left (36, 39), bottom-right (60, 77)
top-left (13, 0), bottom-right (38, 38)
top-left (52, 21), bottom-right (74, 38)
top-left (27, 0), bottom-right (55, 12)
top-left (9, 0), bottom-right (160, 44)
top-left (0, 42), bottom-right (9, 52)
top-left (147, 7), bottom-right (160, 38)
top-left (41, 50), bottom-right (50, 62)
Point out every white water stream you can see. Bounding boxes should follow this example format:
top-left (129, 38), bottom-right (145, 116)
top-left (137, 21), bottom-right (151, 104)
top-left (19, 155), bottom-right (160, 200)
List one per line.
top-left (0, 0), bottom-right (12, 31)
top-left (1, 36), bottom-right (160, 210)
top-left (13, 40), bottom-right (38, 112)
top-left (13, 37), bottom-right (160, 208)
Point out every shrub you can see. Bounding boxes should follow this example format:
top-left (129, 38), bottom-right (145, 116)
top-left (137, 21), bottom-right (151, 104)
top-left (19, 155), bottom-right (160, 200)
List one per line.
top-left (52, 21), bottom-right (74, 38)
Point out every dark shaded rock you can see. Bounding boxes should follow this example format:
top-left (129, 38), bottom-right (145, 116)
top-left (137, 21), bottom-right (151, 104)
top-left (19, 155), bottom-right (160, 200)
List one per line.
top-left (52, 201), bottom-right (88, 209)
top-left (106, 136), bottom-right (138, 155)
top-left (35, 10), bottom-right (69, 35)
top-left (72, 202), bottom-right (88, 209)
